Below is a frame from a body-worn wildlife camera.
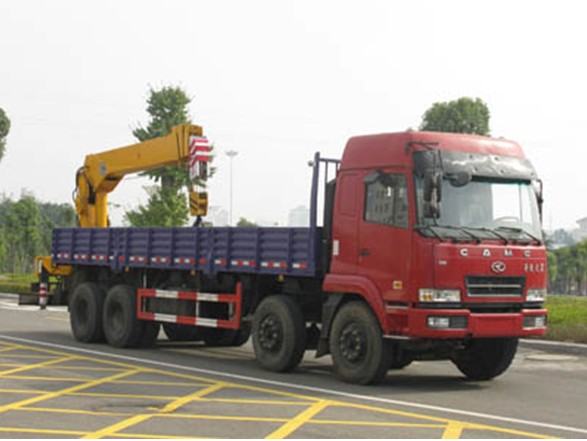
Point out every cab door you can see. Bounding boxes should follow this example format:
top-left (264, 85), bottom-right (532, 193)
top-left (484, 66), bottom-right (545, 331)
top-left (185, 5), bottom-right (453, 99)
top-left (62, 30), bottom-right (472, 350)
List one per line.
top-left (357, 170), bottom-right (411, 301)
top-left (329, 172), bottom-right (361, 275)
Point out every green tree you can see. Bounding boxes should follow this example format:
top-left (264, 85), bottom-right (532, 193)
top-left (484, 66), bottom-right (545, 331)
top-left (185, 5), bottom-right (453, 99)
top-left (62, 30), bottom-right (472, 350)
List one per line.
top-left (3, 196), bottom-right (43, 273)
top-left (125, 86), bottom-right (194, 227)
top-left (38, 202), bottom-right (77, 251)
top-left (0, 195), bottom-right (76, 273)
top-left (0, 227), bottom-right (6, 273)
top-left (547, 251), bottom-right (558, 292)
top-left (0, 107), bottom-right (10, 163)
top-left (125, 186), bottom-right (188, 227)
top-left (132, 86), bottom-right (192, 189)
top-left (236, 217), bottom-right (258, 227)
top-left (420, 97), bottom-right (490, 136)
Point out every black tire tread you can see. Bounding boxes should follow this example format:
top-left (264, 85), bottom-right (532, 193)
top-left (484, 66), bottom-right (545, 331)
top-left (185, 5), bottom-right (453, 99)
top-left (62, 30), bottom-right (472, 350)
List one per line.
top-left (329, 301), bottom-right (390, 385)
top-left (252, 295), bottom-right (306, 372)
top-left (452, 338), bottom-right (518, 381)
top-left (69, 282), bottom-right (106, 343)
top-left (103, 284), bottom-right (147, 348)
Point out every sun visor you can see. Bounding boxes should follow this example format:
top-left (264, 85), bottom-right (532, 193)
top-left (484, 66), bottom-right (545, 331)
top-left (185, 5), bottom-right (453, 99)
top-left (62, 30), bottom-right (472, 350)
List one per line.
top-left (413, 150), bottom-right (537, 181)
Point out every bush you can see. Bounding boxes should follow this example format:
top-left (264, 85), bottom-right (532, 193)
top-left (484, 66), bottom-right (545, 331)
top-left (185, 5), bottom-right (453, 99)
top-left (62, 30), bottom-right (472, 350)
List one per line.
top-left (543, 295), bottom-right (587, 344)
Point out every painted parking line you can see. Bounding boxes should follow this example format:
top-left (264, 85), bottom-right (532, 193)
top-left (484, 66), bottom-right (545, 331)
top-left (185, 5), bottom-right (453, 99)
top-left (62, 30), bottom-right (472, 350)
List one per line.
top-left (0, 336), bottom-right (562, 439)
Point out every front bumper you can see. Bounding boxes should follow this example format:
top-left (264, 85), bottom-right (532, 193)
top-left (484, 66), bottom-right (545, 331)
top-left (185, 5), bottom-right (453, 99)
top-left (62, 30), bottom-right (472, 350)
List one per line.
top-left (387, 307), bottom-right (547, 338)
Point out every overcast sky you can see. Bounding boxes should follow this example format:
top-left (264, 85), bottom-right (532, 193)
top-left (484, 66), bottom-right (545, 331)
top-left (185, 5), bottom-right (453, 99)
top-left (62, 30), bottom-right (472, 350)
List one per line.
top-left (0, 1), bottom-right (585, 229)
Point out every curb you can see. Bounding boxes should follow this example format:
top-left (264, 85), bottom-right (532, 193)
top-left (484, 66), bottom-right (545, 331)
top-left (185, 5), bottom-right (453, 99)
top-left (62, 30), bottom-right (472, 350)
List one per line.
top-left (520, 338), bottom-right (587, 356)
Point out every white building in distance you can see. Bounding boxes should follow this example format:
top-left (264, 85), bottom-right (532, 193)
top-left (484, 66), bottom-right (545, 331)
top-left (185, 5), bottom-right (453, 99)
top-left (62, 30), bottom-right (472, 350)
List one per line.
top-left (288, 205), bottom-right (309, 227)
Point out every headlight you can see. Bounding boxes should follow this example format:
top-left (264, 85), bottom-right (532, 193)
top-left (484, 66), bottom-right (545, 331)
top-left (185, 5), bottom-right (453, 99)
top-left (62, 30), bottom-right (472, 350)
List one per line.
top-left (419, 288), bottom-right (461, 303)
top-left (526, 289), bottom-right (547, 302)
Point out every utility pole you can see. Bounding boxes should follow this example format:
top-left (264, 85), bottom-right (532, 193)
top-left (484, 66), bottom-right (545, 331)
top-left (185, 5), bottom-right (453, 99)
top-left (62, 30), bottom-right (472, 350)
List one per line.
top-left (225, 150), bottom-right (238, 226)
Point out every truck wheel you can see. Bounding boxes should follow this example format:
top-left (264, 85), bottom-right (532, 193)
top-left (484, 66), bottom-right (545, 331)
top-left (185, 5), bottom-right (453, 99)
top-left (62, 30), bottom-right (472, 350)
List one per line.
top-left (329, 301), bottom-right (390, 385)
top-left (252, 295), bottom-right (306, 372)
top-left (103, 284), bottom-right (149, 348)
top-left (452, 338), bottom-right (519, 381)
top-left (163, 324), bottom-right (201, 342)
top-left (202, 323), bottom-right (251, 347)
top-left (69, 282), bottom-right (106, 343)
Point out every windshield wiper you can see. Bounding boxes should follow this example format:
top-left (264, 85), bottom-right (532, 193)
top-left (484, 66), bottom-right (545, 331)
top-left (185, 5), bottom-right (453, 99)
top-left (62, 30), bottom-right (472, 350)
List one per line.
top-left (465, 227), bottom-right (509, 245)
top-left (414, 224), bottom-right (445, 241)
top-left (438, 225), bottom-right (483, 243)
top-left (418, 224), bottom-right (482, 243)
top-left (495, 226), bottom-right (542, 244)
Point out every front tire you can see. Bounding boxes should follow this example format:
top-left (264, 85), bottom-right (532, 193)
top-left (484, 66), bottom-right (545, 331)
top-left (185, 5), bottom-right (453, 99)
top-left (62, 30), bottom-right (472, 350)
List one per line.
top-left (452, 338), bottom-right (518, 381)
top-left (330, 301), bottom-right (390, 385)
top-left (252, 295), bottom-right (306, 372)
top-left (69, 282), bottom-right (106, 343)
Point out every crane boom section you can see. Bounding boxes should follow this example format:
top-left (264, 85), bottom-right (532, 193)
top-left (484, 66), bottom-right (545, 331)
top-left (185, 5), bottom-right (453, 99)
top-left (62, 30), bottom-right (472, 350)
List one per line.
top-left (75, 124), bottom-right (203, 227)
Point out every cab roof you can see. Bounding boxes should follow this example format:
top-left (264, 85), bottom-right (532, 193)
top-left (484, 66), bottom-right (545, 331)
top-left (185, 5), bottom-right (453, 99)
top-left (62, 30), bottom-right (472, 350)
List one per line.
top-left (340, 131), bottom-right (526, 171)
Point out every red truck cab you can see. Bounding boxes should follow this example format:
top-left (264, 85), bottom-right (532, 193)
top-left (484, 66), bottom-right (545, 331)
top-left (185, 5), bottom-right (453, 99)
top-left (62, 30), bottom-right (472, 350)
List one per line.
top-left (322, 131), bottom-right (546, 382)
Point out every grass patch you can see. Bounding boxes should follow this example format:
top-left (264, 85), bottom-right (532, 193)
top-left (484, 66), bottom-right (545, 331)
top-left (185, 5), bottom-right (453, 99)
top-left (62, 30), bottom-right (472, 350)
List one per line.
top-left (543, 295), bottom-right (587, 344)
top-left (0, 273), bottom-right (35, 294)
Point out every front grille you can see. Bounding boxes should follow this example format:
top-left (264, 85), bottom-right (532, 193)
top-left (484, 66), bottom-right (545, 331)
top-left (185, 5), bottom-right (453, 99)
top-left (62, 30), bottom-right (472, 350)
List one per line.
top-left (465, 276), bottom-right (525, 297)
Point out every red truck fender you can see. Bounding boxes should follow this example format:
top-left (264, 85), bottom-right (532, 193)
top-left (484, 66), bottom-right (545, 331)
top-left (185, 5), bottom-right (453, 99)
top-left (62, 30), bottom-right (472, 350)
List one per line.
top-left (322, 274), bottom-right (389, 333)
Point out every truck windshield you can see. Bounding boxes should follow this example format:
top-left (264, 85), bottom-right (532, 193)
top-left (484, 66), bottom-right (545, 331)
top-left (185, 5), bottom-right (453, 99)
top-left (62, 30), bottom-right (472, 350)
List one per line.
top-left (416, 178), bottom-right (543, 243)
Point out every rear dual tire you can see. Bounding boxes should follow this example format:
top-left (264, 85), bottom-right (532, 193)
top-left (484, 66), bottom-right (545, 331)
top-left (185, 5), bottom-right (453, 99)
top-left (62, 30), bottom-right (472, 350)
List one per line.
top-left (69, 282), bottom-right (106, 343)
top-left (103, 285), bottom-right (159, 348)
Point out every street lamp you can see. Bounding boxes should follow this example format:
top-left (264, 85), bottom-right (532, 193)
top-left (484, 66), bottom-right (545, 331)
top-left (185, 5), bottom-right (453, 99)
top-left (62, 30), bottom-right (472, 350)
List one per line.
top-left (225, 150), bottom-right (238, 226)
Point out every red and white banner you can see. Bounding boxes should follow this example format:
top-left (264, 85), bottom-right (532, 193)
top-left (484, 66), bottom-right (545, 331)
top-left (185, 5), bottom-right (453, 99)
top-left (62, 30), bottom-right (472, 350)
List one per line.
top-left (188, 135), bottom-right (211, 180)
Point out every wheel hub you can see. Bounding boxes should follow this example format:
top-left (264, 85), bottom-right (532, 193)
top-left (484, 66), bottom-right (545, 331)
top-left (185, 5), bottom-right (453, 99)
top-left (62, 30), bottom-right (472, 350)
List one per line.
top-left (339, 323), bottom-right (366, 363)
top-left (258, 315), bottom-right (282, 352)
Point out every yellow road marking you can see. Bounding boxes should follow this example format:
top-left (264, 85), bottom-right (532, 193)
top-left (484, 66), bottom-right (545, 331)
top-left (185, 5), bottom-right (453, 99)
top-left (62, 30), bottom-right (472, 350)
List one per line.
top-left (21, 406), bottom-right (132, 417)
top-left (112, 379), bottom-right (210, 387)
top-left (70, 391), bottom-right (181, 400)
top-left (0, 354), bottom-right (56, 359)
top-left (0, 339), bottom-right (555, 439)
top-left (0, 426), bottom-right (87, 436)
top-left (442, 422), bottom-right (465, 439)
top-left (156, 413), bottom-right (288, 423)
top-left (0, 369), bottom-right (140, 414)
top-left (265, 400), bottom-right (331, 439)
top-left (114, 433), bottom-right (202, 439)
top-left (202, 398), bottom-right (314, 406)
top-left (0, 355), bottom-right (76, 377)
top-left (0, 388), bottom-right (44, 395)
top-left (312, 419), bottom-right (446, 429)
top-left (82, 413), bottom-right (154, 439)
top-left (6, 375), bottom-right (90, 383)
top-left (160, 382), bottom-right (226, 413)
top-left (83, 380), bottom-right (230, 438)
top-left (39, 365), bottom-right (128, 372)
top-left (0, 347), bottom-right (15, 353)
top-left (462, 422), bottom-right (555, 439)
top-left (336, 401), bottom-right (552, 439)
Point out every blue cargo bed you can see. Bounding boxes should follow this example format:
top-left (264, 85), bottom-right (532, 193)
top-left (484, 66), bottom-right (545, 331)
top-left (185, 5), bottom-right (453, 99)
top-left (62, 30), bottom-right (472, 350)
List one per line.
top-left (51, 226), bottom-right (322, 277)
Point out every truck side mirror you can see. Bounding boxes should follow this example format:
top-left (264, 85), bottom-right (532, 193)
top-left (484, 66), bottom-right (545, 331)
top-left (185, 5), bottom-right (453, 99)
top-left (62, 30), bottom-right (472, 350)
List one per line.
top-left (534, 179), bottom-right (544, 220)
top-left (423, 171), bottom-right (441, 218)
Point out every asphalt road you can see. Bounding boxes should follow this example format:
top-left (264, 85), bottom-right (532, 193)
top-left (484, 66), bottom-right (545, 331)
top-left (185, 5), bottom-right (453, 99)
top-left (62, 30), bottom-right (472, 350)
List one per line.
top-left (0, 293), bottom-right (586, 439)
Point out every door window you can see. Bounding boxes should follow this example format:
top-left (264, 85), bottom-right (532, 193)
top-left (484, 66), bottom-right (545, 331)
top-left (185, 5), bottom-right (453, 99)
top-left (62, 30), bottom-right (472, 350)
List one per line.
top-left (364, 173), bottom-right (408, 228)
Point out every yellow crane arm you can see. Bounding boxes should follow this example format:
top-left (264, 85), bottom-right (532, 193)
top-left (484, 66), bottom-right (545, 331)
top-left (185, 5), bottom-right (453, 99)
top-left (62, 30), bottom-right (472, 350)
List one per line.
top-left (74, 124), bottom-right (203, 227)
